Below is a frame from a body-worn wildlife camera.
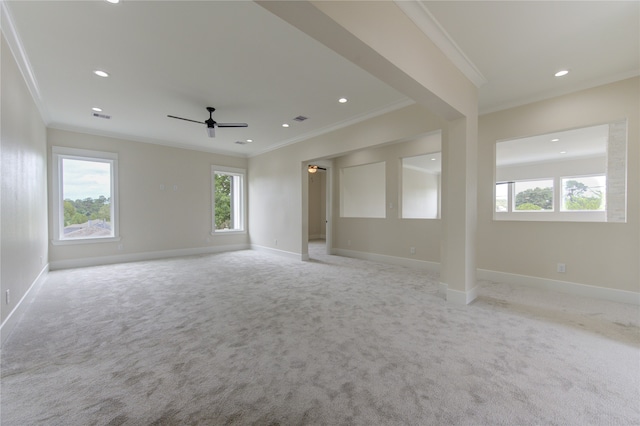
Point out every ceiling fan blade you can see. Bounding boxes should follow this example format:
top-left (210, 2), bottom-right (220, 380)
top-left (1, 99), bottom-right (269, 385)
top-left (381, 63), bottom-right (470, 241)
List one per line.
top-left (167, 115), bottom-right (204, 124)
top-left (217, 123), bottom-right (248, 128)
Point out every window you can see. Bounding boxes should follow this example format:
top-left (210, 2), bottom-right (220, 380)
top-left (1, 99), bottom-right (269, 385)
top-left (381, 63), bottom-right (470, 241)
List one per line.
top-left (514, 179), bottom-right (554, 211)
top-left (494, 120), bottom-right (627, 222)
top-left (495, 182), bottom-right (509, 212)
top-left (401, 153), bottom-right (440, 219)
top-left (52, 147), bottom-right (119, 243)
top-left (212, 166), bottom-right (246, 233)
top-left (561, 175), bottom-right (606, 211)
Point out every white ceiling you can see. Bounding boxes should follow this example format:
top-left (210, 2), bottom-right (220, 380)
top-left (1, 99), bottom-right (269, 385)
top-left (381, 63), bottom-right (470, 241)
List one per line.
top-left (3, 1), bottom-right (638, 157)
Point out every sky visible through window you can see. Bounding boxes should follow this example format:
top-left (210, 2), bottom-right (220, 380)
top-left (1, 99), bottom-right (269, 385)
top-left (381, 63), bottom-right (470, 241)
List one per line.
top-left (62, 159), bottom-right (111, 200)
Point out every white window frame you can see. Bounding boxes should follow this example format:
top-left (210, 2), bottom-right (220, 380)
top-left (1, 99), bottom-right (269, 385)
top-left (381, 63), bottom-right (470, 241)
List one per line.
top-left (211, 165), bottom-right (246, 234)
top-left (51, 146), bottom-right (120, 245)
top-left (495, 176), bottom-right (605, 222)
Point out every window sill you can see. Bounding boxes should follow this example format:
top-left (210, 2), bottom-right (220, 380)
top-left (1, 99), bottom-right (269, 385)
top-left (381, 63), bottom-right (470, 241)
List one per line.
top-left (211, 230), bottom-right (246, 235)
top-left (493, 211), bottom-right (606, 222)
top-left (52, 236), bottom-right (121, 246)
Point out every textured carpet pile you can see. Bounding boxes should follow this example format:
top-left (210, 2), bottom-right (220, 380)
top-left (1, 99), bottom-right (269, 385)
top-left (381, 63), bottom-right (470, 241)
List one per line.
top-left (1, 243), bottom-right (638, 425)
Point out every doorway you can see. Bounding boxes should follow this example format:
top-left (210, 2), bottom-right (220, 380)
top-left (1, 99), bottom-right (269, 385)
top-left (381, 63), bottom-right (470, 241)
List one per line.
top-left (306, 162), bottom-right (332, 259)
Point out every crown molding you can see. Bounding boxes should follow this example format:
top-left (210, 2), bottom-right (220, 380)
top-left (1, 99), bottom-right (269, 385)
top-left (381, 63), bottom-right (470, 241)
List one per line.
top-left (394, 0), bottom-right (486, 89)
top-left (0, 0), bottom-right (50, 124)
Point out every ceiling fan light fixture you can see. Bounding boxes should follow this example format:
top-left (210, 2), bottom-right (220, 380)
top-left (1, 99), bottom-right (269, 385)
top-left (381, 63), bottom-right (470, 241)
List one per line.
top-left (308, 165), bottom-right (326, 174)
top-left (206, 123), bottom-right (216, 138)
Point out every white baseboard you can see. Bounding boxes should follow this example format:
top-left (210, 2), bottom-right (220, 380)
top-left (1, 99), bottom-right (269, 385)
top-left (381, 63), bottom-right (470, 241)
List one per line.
top-left (1, 264), bottom-right (49, 347)
top-left (477, 269), bottom-right (639, 305)
top-left (331, 248), bottom-right (638, 305)
top-left (50, 244), bottom-right (250, 270)
top-left (438, 282), bottom-right (448, 296)
top-left (333, 248), bottom-right (440, 272)
top-left (441, 283), bottom-right (478, 305)
top-left (251, 244), bottom-right (305, 261)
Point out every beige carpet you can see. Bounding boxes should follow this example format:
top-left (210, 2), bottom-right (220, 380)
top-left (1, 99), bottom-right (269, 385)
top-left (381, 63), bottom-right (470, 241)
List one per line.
top-left (1, 242), bottom-right (638, 425)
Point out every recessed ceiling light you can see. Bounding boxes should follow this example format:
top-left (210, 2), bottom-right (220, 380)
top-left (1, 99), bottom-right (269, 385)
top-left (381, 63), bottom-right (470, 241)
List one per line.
top-left (246, 139), bottom-right (253, 143)
top-left (338, 98), bottom-right (348, 103)
top-left (560, 150), bottom-right (567, 154)
top-left (554, 70), bottom-right (569, 77)
top-left (430, 158), bottom-right (437, 161)
top-left (282, 123), bottom-right (289, 128)
top-left (93, 70), bottom-right (109, 78)
top-left (551, 138), bottom-right (559, 142)
top-left (92, 107), bottom-right (103, 112)
top-left (106, 0), bottom-right (120, 3)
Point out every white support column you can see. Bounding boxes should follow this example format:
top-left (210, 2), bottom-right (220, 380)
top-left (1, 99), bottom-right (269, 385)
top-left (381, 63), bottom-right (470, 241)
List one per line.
top-left (441, 117), bottom-right (478, 304)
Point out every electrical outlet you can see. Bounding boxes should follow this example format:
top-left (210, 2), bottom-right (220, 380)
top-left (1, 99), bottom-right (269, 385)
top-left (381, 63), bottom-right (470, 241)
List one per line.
top-left (274, 239), bottom-right (278, 246)
top-left (347, 240), bottom-right (351, 246)
top-left (5, 290), bottom-right (10, 305)
top-left (557, 263), bottom-right (566, 273)
top-left (410, 247), bottom-right (416, 255)
top-left (117, 243), bottom-right (124, 251)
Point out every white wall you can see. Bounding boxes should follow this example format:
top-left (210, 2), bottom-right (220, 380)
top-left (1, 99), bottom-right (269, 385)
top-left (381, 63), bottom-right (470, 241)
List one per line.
top-left (333, 133), bottom-right (442, 262)
top-left (47, 129), bottom-right (249, 268)
top-left (249, 103), bottom-right (447, 257)
top-left (478, 77), bottom-right (639, 293)
top-left (402, 167), bottom-right (439, 219)
top-left (496, 156), bottom-right (606, 183)
top-left (340, 162), bottom-right (386, 218)
top-left (0, 33), bottom-right (49, 326)
top-left (251, 77), bottom-right (638, 298)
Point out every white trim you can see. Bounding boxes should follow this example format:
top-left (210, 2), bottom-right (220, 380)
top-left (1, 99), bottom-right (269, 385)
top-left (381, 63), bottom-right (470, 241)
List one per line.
top-left (477, 269), bottom-right (640, 306)
top-left (49, 244), bottom-right (249, 270)
top-left (438, 281), bottom-right (448, 296)
top-left (212, 165), bottom-right (247, 233)
top-left (333, 248), bottom-right (440, 272)
top-left (331, 248), bottom-right (637, 306)
top-left (51, 146), bottom-right (120, 243)
top-left (394, 0), bottom-right (487, 88)
top-left (0, 0), bottom-right (50, 124)
top-left (250, 244), bottom-right (304, 261)
top-left (0, 264), bottom-right (49, 346)
top-left (51, 235), bottom-right (122, 246)
top-left (445, 285), bottom-right (479, 305)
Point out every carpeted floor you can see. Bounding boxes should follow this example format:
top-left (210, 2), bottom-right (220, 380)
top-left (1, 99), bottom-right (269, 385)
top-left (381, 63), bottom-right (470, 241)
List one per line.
top-left (1, 242), bottom-right (639, 425)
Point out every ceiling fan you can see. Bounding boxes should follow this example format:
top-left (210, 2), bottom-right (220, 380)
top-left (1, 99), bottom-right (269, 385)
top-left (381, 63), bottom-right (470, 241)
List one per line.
top-left (167, 107), bottom-right (248, 138)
